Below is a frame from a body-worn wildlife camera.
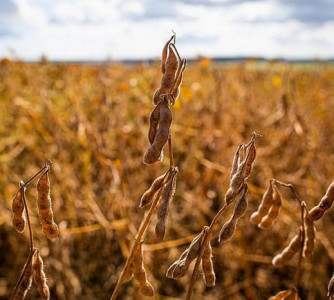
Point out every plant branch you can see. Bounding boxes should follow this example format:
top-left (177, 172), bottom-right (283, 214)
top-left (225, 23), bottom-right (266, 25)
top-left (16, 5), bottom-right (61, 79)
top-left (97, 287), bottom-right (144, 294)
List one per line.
top-left (169, 43), bottom-right (182, 63)
top-left (294, 203), bottom-right (306, 289)
top-left (273, 180), bottom-right (309, 213)
top-left (168, 135), bottom-right (174, 168)
top-left (21, 160), bottom-right (51, 189)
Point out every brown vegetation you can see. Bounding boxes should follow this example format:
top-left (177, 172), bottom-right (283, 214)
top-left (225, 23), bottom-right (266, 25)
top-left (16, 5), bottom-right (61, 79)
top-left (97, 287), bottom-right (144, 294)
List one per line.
top-left (0, 55), bottom-right (334, 299)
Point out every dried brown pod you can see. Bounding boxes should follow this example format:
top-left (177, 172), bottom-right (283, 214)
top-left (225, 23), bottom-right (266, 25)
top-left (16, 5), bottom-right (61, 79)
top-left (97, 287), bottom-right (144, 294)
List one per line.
top-left (36, 170), bottom-right (59, 239)
top-left (269, 289), bottom-right (293, 300)
top-left (32, 251), bottom-right (50, 300)
top-left (170, 228), bottom-right (206, 279)
top-left (166, 248), bottom-right (189, 279)
top-left (12, 182), bottom-right (26, 233)
top-left (201, 239), bottom-right (215, 287)
top-left (243, 141), bottom-right (257, 179)
top-left (303, 214), bottom-right (316, 259)
top-left (143, 98), bottom-right (172, 165)
top-left (231, 185), bottom-right (248, 220)
top-left (272, 230), bottom-right (302, 267)
top-left (224, 175), bottom-right (245, 206)
top-left (258, 185), bottom-right (282, 230)
top-left (132, 242), bottom-right (154, 297)
top-left (328, 273), bottom-right (334, 300)
top-left (308, 180), bottom-right (334, 221)
top-left (155, 168), bottom-right (178, 241)
top-left (12, 258), bottom-right (33, 300)
top-left (123, 263), bottom-right (134, 282)
top-left (171, 259), bottom-right (189, 279)
top-left (250, 180), bottom-right (274, 225)
top-left (148, 102), bottom-right (161, 144)
top-left (161, 35), bottom-right (175, 74)
top-left (165, 43), bottom-right (179, 74)
top-left (307, 206), bottom-right (325, 222)
top-left (218, 219), bottom-right (236, 244)
top-left (219, 186), bottom-right (248, 243)
top-left (153, 44), bottom-right (180, 105)
top-left (238, 144), bottom-right (246, 165)
top-left (187, 228), bottom-right (207, 261)
top-left (231, 168), bottom-right (244, 192)
top-left (139, 170), bottom-right (170, 208)
top-left (225, 139), bottom-right (257, 205)
top-left (230, 144), bottom-right (243, 179)
top-left (171, 59), bottom-right (186, 103)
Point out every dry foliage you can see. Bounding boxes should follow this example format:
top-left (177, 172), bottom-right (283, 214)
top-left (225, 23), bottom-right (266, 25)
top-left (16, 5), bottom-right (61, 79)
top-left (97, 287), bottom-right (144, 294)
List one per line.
top-left (0, 54), bottom-right (334, 299)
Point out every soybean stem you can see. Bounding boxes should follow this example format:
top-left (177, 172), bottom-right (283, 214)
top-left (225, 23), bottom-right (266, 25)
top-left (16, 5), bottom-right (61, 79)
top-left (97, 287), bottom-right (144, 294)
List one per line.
top-left (294, 204), bottom-right (306, 289)
top-left (169, 59), bottom-right (186, 96)
top-left (22, 162), bottom-right (50, 189)
top-left (273, 180), bottom-right (309, 213)
top-left (170, 43), bottom-right (182, 63)
top-left (168, 134), bottom-right (174, 168)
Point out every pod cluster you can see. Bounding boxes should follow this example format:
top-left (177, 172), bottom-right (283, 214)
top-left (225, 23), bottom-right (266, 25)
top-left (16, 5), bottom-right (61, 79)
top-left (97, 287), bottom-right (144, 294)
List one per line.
top-left (11, 249), bottom-right (50, 300)
top-left (250, 180), bottom-right (282, 230)
top-left (252, 180), bottom-right (334, 268)
top-left (139, 167), bottom-right (178, 241)
top-left (218, 185), bottom-right (248, 243)
top-left (167, 227), bottom-right (216, 287)
top-left (152, 35), bottom-right (186, 106)
top-left (124, 242), bottom-right (154, 297)
top-left (10, 162), bottom-right (56, 300)
top-left (166, 135), bottom-right (258, 288)
top-left (143, 35), bottom-right (186, 165)
top-left (224, 137), bottom-right (257, 205)
top-left (218, 136), bottom-right (258, 245)
top-left (11, 165), bottom-right (59, 240)
top-left (12, 257), bottom-right (33, 300)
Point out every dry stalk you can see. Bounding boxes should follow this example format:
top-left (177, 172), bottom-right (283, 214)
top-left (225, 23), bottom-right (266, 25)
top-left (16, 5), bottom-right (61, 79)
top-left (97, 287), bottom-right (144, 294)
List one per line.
top-left (271, 180), bottom-right (307, 290)
top-left (110, 34), bottom-right (186, 299)
top-left (252, 178), bottom-right (334, 298)
top-left (164, 133), bottom-right (260, 300)
top-left (10, 160), bottom-right (56, 300)
top-left (251, 178), bottom-right (334, 298)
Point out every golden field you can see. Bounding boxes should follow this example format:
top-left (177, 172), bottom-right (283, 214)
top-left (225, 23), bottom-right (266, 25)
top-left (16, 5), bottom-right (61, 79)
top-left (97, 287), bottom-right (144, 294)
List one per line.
top-left (0, 58), bottom-right (334, 299)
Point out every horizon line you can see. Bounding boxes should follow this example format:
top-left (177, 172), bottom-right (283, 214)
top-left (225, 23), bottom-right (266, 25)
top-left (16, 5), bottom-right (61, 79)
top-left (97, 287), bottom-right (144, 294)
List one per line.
top-left (2, 56), bottom-right (334, 64)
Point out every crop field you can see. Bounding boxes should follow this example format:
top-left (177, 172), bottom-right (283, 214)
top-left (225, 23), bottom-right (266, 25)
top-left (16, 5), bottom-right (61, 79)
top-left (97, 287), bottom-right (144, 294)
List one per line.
top-left (0, 57), bottom-right (334, 300)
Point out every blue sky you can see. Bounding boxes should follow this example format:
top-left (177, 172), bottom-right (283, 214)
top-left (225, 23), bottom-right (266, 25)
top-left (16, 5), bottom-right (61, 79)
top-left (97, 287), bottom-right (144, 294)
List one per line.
top-left (0, 0), bottom-right (333, 61)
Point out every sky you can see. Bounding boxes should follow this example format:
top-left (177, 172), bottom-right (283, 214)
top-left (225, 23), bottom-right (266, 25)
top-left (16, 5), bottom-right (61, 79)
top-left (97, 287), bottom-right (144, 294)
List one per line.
top-left (0, 0), bottom-right (333, 61)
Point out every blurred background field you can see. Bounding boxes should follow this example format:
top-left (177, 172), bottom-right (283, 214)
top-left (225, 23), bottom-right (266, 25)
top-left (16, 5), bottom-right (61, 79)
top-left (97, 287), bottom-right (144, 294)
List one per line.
top-left (0, 58), bottom-right (334, 299)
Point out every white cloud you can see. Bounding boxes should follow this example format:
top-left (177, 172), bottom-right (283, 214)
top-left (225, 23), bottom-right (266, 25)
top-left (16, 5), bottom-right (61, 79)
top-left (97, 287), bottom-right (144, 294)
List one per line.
top-left (0, 0), bottom-right (333, 60)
